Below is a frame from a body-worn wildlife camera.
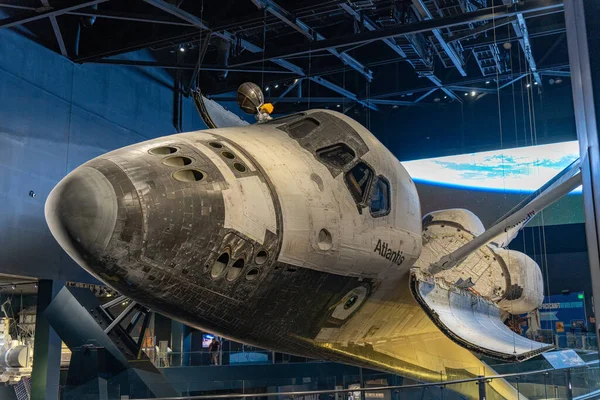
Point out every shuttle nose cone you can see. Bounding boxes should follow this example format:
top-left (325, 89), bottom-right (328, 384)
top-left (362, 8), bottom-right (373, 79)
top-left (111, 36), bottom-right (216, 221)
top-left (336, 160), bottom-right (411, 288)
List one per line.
top-left (45, 166), bottom-right (119, 268)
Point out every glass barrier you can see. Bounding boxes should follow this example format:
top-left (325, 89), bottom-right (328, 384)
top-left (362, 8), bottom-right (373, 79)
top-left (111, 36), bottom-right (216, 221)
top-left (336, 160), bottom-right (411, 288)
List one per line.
top-left (554, 333), bottom-right (598, 351)
top-left (151, 350), bottom-right (318, 368)
top-left (54, 362), bottom-right (600, 400)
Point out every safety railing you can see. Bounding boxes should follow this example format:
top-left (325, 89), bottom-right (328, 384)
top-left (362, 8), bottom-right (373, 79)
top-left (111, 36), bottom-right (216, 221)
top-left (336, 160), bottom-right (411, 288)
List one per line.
top-left (127, 363), bottom-right (600, 400)
top-left (151, 350), bottom-right (316, 368)
top-left (49, 361), bottom-right (600, 400)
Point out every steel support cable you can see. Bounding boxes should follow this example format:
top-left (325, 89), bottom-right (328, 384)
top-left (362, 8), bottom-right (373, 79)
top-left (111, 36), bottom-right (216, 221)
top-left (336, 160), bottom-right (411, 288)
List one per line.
top-left (191, 17), bottom-right (218, 129)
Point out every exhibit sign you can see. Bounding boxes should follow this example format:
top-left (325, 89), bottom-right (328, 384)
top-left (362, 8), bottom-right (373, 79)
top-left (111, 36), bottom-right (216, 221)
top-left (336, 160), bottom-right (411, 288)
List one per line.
top-left (542, 350), bottom-right (585, 368)
top-left (539, 292), bottom-right (587, 332)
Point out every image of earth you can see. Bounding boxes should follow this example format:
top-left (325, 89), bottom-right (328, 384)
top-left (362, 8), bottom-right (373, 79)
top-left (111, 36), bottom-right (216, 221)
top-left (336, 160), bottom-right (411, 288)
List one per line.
top-left (402, 141), bottom-right (581, 193)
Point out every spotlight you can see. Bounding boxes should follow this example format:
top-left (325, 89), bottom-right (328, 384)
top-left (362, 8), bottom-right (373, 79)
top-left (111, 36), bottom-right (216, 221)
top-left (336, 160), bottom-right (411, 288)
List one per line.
top-left (527, 83), bottom-right (531, 88)
top-left (534, 82), bottom-right (538, 85)
top-left (179, 45), bottom-right (185, 52)
top-left (464, 93), bottom-right (469, 96)
top-left (294, 78), bottom-right (299, 84)
top-left (274, 84), bottom-right (279, 89)
top-left (265, 86), bottom-right (270, 91)
top-left (555, 78), bottom-right (563, 84)
top-left (34, 284), bottom-right (38, 289)
top-left (485, 81), bottom-right (490, 84)
top-left (470, 91), bottom-right (476, 97)
top-left (336, 104), bottom-right (341, 108)
top-left (444, 96), bottom-right (447, 99)
top-left (11, 285), bottom-right (15, 290)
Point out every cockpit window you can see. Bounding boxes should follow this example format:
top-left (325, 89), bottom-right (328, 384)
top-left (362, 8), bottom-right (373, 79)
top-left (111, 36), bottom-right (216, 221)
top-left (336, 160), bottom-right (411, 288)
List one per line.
top-left (317, 143), bottom-right (356, 168)
top-left (288, 118), bottom-right (319, 139)
top-left (370, 177), bottom-right (391, 217)
top-left (345, 162), bottom-right (374, 204)
top-left (264, 113), bottom-right (305, 125)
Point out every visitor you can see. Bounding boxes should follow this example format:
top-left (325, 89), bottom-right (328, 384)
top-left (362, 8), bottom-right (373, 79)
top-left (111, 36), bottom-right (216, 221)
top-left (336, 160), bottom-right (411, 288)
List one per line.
top-left (209, 337), bottom-right (221, 365)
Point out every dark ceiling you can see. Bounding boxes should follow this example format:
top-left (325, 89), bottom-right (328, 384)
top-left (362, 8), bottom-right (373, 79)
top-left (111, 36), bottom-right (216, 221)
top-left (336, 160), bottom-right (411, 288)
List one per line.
top-left (0, 0), bottom-right (570, 115)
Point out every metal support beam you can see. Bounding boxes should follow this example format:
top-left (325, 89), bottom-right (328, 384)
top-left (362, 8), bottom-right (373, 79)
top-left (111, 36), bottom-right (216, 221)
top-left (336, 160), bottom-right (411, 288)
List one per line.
top-left (90, 58), bottom-right (297, 74)
top-left (424, 75), bottom-right (462, 103)
top-left (143, 0), bottom-right (209, 29)
top-left (100, 294), bottom-right (127, 309)
top-left (447, 15), bottom-right (517, 43)
top-left (0, 0), bottom-right (109, 29)
top-left (252, 0), bottom-right (373, 81)
top-left (498, 73), bottom-right (527, 89)
top-left (540, 69), bottom-right (570, 77)
top-left (274, 78), bottom-right (301, 103)
top-left (339, 2), bottom-right (460, 102)
top-left (143, 0), bottom-right (375, 110)
top-left (502, 0), bottom-right (542, 85)
top-left (230, 0), bottom-right (563, 68)
top-left (69, 7), bottom-right (196, 26)
top-left (461, 22), bottom-right (565, 49)
top-left (339, 3), bottom-right (407, 58)
top-left (447, 85), bottom-right (497, 94)
top-left (210, 95), bottom-right (416, 106)
top-left (564, 0), bottom-right (600, 352)
top-left (415, 88), bottom-right (437, 103)
top-left (104, 301), bottom-right (138, 334)
top-left (512, 13), bottom-right (542, 85)
top-left (40, 0), bottom-right (68, 57)
top-left (446, 8), bottom-right (563, 43)
top-left (412, 0), bottom-right (467, 76)
top-left (30, 280), bottom-right (65, 400)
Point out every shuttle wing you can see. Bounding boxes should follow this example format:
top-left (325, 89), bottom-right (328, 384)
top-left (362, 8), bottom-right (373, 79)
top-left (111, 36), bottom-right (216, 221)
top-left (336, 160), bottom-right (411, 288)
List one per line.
top-left (411, 159), bottom-right (581, 361)
top-left (410, 269), bottom-right (551, 361)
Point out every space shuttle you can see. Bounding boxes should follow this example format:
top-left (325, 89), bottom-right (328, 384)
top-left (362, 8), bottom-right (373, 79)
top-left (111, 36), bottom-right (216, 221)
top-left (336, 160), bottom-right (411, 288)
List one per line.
top-left (45, 83), bottom-right (582, 399)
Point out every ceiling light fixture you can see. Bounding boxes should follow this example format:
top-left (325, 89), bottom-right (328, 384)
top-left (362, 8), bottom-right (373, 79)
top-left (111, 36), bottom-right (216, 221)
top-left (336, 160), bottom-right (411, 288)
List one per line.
top-left (471, 91), bottom-right (476, 97)
top-left (527, 83), bottom-right (531, 88)
top-left (485, 81), bottom-right (490, 84)
top-left (179, 45), bottom-right (185, 52)
top-left (265, 86), bottom-right (270, 91)
top-left (274, 84), bottom-right (279, 89)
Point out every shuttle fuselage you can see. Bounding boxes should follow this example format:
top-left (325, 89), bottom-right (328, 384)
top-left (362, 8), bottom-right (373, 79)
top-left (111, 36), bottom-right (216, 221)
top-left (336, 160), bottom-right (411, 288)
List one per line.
top-left (46, 110), bottom-right (540, 399)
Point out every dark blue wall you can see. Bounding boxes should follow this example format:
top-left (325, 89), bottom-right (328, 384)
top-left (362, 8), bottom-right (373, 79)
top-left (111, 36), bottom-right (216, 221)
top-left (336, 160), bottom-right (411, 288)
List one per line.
top-left (0, 29), bottom-right (207, 283)
top-left (372, 82), bottom-right (577, 161)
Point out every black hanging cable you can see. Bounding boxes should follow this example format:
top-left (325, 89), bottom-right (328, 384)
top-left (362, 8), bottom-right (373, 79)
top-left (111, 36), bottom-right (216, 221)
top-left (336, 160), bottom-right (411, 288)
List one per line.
top-left (261, 9), bottom-right (267, 92)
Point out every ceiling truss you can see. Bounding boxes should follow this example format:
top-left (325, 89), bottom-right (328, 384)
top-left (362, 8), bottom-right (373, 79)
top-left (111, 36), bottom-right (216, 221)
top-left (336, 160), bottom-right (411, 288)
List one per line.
top-left (0, 0), bottom-right (567, 110)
